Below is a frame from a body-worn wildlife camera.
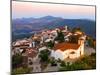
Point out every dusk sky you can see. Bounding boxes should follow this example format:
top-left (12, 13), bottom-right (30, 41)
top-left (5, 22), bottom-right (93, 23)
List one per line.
top-left (12, 1), bottom-right (95, 20)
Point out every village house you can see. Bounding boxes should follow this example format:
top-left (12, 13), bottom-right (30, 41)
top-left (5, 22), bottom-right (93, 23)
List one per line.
top-left (51, 37), bottom-right (85, 60)
top-left (12, 39), bottom-right (31, 55)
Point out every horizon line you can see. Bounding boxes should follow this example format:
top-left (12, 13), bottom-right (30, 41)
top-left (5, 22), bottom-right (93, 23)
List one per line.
top-left (12, 15), bottom-right (95, 21)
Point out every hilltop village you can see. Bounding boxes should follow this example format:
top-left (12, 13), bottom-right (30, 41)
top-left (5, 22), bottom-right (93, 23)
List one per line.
top-left (12, 26), bottom-right (96, 73)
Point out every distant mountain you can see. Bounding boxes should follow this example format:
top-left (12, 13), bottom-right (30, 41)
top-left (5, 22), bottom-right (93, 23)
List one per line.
top-left (12, 16), bottom-right (96, 41)
top-left (39, 16), bottom-right (63, 20)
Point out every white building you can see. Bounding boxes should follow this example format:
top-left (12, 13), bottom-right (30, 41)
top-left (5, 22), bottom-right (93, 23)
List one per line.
top-left (29, 41), bottom-right (35, 47)
top-left (51, 39), bottom-right (85, 60)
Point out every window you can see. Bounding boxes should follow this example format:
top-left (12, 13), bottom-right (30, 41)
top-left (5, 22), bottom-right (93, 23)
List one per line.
top-left (70, 51), bottom-right (75, 54)
top-left (29, 61), bottom-right (33, 65)
top-left (29, 59), bottom-right (31, 61)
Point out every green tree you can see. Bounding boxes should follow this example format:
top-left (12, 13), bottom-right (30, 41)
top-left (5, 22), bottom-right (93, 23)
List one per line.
top-left (50, 57), bottom-right (57, 66)
top-left (47, 41), bottom-right (54, 48)
top-left (12, 54), bottom-right (23, 69)
top-left (55, 31), bottom-right (65, 43)
top-left (12, 67), bottom-right (32, 75)
top-left (39, 49), bottom-right (51, 62)
top-left (87, 36), bottom-right (95, 48)
top-left (60, 61), bottom-right (66, 67)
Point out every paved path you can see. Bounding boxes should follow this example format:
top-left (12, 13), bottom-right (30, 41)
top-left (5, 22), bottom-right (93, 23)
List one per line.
top-left (43, 64), bottom-right (59, 72)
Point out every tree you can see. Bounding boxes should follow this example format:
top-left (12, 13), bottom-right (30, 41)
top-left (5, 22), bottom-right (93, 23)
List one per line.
top-left (50, 57), bottom-right (57, 66)
top-left (12, 54), bottom-right (23, 69)
top-left (47, 41), bottom-right (54, 48)
top-left (55, 31), bottom-right (65, 43)
top-left (59, 62), bottom-right (71, 71)
top-left (60, 61), bottom-right (67, 67)
top-left (39, 49), bottom-right (51, 62)
top-left (87, 36), bottom-right (95, 48)
top-left (12, 67), bottom-right (32, 75)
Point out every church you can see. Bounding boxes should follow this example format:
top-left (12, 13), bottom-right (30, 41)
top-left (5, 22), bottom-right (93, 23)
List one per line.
top-left (51, 37), bottom-right (85, 60)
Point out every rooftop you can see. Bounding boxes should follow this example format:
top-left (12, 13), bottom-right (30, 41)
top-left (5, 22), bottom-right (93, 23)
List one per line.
top-left (22, 47), bottom-right (38, 58)
top-left (53, 42), bottom-right (80, 51)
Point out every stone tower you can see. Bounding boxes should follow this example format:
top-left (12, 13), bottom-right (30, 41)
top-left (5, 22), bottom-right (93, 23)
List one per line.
top-left (78, 38), bottom-right (85, 56)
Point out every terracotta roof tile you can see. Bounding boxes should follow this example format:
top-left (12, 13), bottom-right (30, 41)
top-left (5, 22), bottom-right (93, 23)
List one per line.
top-left (25, 48), bottom-right (38, 58)
top-left (53, 42), bottom-right (80, 51)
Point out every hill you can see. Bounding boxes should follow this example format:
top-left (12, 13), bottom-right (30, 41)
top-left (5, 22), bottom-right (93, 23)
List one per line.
top-left (12, 16), bottom-right (96, 41)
